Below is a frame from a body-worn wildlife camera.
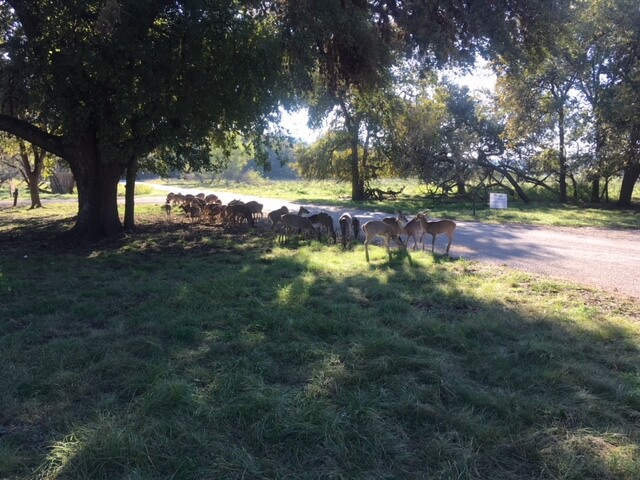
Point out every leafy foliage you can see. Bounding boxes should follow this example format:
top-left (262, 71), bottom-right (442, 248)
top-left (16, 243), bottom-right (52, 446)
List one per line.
top-left (494, 0), bottom-right (640, 204)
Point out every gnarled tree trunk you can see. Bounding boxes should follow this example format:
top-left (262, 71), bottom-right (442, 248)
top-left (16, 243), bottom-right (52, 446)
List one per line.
top-left (0, 116), bottom-right (128, 239)
top-left (476, 150), bottom-right (529, 203)
top-left (350, 134), bottom-right (364, 201)
top-left (68, 144), bottom-right (126, 238)
top-left (618, 164), bottom-right (640, 207)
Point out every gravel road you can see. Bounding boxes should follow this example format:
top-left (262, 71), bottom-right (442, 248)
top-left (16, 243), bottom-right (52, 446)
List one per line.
top-left (454, 222), bottom-right (640, 299)
top-left (5, 184), bottom-right (639, 299)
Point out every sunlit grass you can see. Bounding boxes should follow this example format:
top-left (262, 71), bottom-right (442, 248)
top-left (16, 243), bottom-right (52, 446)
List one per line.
top-left (1, 207), bottom-right (639, 479)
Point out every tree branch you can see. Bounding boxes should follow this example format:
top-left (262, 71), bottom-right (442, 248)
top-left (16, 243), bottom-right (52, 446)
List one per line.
top-left (0, 115), bottom-right (66, 159)
top-left (476, 149), bottom-right (530, 203)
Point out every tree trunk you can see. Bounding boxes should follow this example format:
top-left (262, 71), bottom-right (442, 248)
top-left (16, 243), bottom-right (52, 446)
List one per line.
top-left (590, 175), bottom-right (600, 203)
top-left (338, 95), bottom-right (364, 201)
top-left (350, 136), bottom-right (363, 201)
top-left (124, 158), bottom-right (137, 230)
top-left (346, 121), bottom-right (364, 201)
top-left (26, 175), bottom-right (42, 209)
top-left (569, 174), bottom-right (578, 200)
top-left (590, 123), bottom-right (605, 204)
top-left (558, 105), bottom-right (567, 203)
top-left (18, 140), bottom-right (44, 209)
top-left (618, 125), bottom-right (640, 207)
top-left (68, 146), bottom-right (126, 238)
top-left (618, 164), bottom-right (640, 207)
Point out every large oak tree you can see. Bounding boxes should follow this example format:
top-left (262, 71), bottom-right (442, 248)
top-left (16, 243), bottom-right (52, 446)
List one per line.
top-left (0, 0), bottom-right (288, 237)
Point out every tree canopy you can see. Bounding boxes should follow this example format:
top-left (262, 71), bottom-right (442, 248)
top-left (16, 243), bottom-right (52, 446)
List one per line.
top-left (284, 0), bottom-right (570, 200)
top-left (0, 0), bottom-right (575, 238)
top-left (294, 0), bottom-right (639, 206)
top-left (0, 0), bottom-right (290, 236)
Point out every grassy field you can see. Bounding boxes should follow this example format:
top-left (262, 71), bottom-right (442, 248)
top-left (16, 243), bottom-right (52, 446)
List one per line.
top-left (1, 203), bottom-right (639, 479)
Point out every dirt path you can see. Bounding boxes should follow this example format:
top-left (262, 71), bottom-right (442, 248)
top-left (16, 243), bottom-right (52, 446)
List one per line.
top-left (5, 184), bottom-right (640, 299)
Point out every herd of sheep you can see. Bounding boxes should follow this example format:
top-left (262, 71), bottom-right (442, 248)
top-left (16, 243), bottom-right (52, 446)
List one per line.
top-left (162, 191), bottom-right (456, 259)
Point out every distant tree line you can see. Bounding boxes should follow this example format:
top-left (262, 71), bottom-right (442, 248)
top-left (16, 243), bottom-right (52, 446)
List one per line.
top-left (296, 0), bottom-right (639, 206)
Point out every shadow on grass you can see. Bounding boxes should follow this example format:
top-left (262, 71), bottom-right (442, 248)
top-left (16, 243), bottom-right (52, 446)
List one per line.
top-left (1, 217), bottom-right (639, 479)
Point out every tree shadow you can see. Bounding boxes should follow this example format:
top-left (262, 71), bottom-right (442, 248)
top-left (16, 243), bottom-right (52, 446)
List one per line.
top-left (1, 219), bottom-right (639, 479)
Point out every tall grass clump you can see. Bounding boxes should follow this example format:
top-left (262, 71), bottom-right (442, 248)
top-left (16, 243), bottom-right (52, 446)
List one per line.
top-left (1, 203), bottom-right (639, 479)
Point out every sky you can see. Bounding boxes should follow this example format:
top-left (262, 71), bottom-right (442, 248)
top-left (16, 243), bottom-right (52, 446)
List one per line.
top-left (280, 63), bottom-right (497, 143)
top-left (279, 108), bottom-right (319, 144)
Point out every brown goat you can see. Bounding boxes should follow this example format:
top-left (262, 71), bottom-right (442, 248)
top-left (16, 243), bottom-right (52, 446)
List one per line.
top-left (309, 212), bottom-right (336, 243)
top-left (268, 206), bottom-right (289, 229)
top-left (224, 203), bottom-right (255, 227)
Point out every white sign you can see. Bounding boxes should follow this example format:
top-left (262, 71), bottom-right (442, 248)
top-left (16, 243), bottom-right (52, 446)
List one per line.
top-left (489, 193), bottom-right (508, 209)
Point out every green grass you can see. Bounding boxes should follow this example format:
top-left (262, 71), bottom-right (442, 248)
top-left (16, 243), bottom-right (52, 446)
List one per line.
top-left (1, 204), bottom-right (639, 479)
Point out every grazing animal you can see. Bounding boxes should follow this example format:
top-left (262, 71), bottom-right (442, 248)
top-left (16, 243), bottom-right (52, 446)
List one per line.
top-left (278, 213), bottom-right (319, 244)
top-left (339, 213), bottom-right (360, 248)
top-left (224, 203), bottom-right (255, 227)
top-left (165, 192), bottom-right (175, 205)
top-left (268, 206), bottom-right (289, 229)
top-left (181, 204), bottom-right (201, 222)
top-left (245, 200), bottom-right (264, 220)
top-left (402, 215), bottom-right (425, 250)
top-left (298, 206), bottom-right (310, 216)
top-left (418, 211), bottom-right (456, 254)
top-left (171, 193), bottom-right (185, 205)
top-left (308, 212), bottom-right (336, 243)
top-left (203, 203), bottom-right (224, 223)
top-left (362, 218), bottom-right (406, 262)
top-left (193, 197), bottom-right (206, 208)
top-left (204, 193), bottom-right (219, 204)
top-left (162, 202), bottom-right (172, 217)
top-left (351, 216), bottom-right (360, 241)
